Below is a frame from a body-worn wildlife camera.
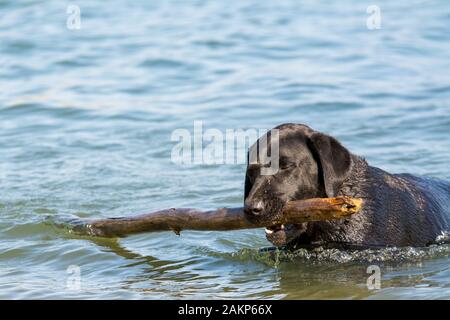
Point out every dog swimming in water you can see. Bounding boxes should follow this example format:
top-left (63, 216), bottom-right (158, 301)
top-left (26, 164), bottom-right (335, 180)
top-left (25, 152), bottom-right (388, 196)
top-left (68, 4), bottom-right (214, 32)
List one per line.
top-left (244, 123), bottom-right (450, 248)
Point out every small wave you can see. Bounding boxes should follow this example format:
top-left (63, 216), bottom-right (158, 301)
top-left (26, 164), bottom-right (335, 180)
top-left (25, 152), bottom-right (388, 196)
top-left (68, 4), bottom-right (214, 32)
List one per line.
top-left (1, 102), bottom-right (88, 119)
top-left (193, 39), bottom-right (237, 49)
top-left (139, 58), bottom-right (188, 69)
top-left (3, 40), bottom-right (35, 54)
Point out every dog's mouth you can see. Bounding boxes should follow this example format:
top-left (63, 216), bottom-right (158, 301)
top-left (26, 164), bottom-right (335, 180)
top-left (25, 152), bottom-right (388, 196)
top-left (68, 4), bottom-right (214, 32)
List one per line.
top-left (264, 224), bottom-right (284, 234)
top-left (244, 197), bottom-right (306, 247)
top-left (264, 223), bottom-right (304, 247)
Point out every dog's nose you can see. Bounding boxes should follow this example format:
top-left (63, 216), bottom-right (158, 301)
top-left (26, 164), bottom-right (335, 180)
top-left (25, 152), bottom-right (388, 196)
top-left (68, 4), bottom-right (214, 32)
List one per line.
top-left (244, 200), bottom-right (264, 216)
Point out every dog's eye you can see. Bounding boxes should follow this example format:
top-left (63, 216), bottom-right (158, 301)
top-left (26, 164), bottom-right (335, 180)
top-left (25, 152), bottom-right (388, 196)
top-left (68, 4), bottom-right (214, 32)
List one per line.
top-left (279, 158), bottom-right (294, 170)
top-left (278, 157), bottom-right (295, 170)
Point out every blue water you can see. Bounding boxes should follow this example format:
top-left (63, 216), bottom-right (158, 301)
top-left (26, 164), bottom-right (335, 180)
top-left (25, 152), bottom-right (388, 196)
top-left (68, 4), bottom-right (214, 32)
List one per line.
top-left (1, 0), bottom-right (450, 299)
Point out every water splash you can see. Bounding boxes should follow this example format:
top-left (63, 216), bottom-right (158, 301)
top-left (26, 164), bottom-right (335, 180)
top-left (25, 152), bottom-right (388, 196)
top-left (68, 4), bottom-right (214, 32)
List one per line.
top-left (435, 231), bottom-right (450, 244)
top-left (49, 215), bottom-right (450, 267)
top-left (218, 244), bottom-right (450, 267)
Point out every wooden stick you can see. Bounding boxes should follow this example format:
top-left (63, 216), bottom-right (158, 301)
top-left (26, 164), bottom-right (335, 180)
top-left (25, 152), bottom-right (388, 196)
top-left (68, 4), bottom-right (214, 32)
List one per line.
top-left (57, 197), bottom-right (362, 238)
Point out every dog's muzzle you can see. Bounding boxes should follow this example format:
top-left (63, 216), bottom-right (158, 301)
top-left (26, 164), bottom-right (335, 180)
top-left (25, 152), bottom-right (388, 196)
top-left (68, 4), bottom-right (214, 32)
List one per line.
top-left (265, 223), bottom-right (306, 247)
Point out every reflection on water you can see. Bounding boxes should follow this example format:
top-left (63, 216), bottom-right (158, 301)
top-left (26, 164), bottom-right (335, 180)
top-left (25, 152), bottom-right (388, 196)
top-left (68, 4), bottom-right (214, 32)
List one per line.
top-left (1, 0), bottom-right (450, 299)
top-left (55, 233), bottom-right (450, 299)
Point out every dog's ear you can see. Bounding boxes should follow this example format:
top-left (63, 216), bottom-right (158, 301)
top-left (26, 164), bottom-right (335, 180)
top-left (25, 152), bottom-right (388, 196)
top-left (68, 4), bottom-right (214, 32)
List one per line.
top-left (308, 132), bottom-right (352, 197)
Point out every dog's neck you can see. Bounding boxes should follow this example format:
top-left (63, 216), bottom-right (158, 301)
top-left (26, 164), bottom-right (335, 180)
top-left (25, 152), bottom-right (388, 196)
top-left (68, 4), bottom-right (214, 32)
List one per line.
top-left (338, 155), bottom-right (369, 198)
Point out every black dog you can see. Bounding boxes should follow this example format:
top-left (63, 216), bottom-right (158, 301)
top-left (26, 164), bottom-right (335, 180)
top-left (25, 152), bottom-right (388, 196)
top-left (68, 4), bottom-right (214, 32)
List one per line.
top-left (244, 123), bottom-right (450, 248)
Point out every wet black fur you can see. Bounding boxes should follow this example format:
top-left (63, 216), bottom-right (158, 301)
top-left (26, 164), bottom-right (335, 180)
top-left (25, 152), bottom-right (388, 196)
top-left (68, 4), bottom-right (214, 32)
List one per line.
top-left (244, 123), bottom-right (450, 248)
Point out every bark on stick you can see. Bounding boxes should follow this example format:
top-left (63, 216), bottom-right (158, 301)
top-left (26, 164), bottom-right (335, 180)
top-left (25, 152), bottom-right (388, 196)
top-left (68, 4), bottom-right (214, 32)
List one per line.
top-left (57, 197), bottom-right (362, 238)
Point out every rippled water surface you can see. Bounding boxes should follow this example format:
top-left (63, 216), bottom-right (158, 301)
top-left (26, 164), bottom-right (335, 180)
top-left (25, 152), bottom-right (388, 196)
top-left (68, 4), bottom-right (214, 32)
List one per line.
top-left (1, 0), bottom-right (450, 299)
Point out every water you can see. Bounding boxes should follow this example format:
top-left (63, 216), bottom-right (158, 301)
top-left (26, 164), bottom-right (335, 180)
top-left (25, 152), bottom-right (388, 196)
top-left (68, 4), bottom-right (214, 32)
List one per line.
top-left (1, 0), bottom-right (450, 299)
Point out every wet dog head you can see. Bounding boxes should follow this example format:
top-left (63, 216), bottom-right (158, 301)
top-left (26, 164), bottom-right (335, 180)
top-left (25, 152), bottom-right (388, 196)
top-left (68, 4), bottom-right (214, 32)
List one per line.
top-left (244, 123), bottom-right (352, 247)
